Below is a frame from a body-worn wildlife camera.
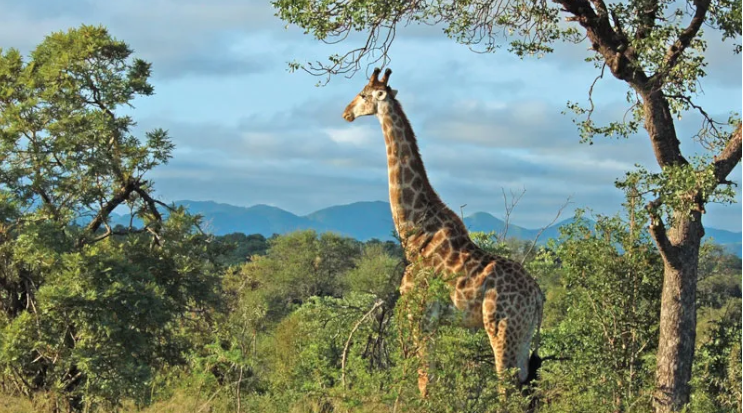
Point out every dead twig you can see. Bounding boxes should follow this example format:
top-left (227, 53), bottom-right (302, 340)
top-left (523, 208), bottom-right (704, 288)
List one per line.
top-left (341, 299), bottom-right (385, 388)
top-left (499, 187), bottom-right (526, 242)
top-left (521, 196), bottom-right (573, 265)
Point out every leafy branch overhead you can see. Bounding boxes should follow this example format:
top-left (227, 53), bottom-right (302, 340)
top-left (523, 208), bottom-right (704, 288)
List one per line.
top-left (273, 0), bottom-right (740, 80)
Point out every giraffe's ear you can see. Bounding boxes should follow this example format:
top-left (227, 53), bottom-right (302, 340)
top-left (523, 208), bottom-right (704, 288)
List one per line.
top-left (374, 90), bottom-right (388, 100)
top-left (390, 89), bottom-right (398, 98)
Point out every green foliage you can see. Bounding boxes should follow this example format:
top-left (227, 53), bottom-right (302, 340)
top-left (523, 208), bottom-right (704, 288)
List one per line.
top-left (689, 314), bottom-right (742, 413)
top-left (0, 25), bottom-right (170, 223)
top-left (344, 242), bottom-right (402, 300)
top-left (0, 26), bottom-right (221, 411)
top-left (180, 218), bottom-right (739, 413)
top-left (213, 233), bottom-right (269, 267)
top-left (536, 205), bottom-right (664, 412)
top-left (225, 230), bottom-right (362, 326)
top-left (471, 230), bottom-right (540, 264)
top-left (697, 243), bottom-right (742, 309)
top-left (618, 160), bottom-right (738, 228)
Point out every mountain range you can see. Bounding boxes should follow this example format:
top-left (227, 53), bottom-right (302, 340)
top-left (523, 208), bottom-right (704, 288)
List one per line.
top-left (110, 200), bottom-right (742, 257)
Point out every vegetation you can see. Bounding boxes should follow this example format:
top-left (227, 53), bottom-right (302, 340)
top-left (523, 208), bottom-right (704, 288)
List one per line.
top-left (0, 23), bottom-right (739, 413)
top-left (0, 25), bottom-right (221, 411)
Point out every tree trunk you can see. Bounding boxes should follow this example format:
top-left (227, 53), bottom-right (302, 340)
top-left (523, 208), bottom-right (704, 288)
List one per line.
top-left (653, 210), bottom-right (704, 412)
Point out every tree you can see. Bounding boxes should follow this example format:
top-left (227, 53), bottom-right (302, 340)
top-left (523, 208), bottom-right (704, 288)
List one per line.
top-left (272, 1), bottom-right (742, 410)
top-left (0, 25), bottom-right (221, 410)
top-left (214, 233), bottom-right (270, 267)
top-left (538, 206), bottom-right (664, 411)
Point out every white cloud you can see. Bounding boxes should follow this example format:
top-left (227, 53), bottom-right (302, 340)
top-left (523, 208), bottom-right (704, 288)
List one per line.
top-left (324, 125), bottom-right (375, 146)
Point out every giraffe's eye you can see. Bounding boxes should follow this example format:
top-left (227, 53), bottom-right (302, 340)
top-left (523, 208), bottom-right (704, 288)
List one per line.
top-left (359, 94), bottom-right (367, 99)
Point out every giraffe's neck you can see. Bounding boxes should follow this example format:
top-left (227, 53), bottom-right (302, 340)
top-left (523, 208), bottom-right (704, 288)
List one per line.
top-left (376, 99), bottom-right (453, 252)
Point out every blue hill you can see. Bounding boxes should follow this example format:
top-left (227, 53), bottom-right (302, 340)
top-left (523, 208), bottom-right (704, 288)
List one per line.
top-left (105, 199), bottom-right (740, 257)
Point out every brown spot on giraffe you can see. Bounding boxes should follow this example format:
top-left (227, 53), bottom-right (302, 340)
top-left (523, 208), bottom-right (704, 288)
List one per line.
top-left (342, 67), bottom-right (545, 398)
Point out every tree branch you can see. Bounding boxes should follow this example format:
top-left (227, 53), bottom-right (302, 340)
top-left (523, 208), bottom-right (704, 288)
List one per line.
top-left (521, 196), bottom-right (572, 265)
top-left (652, 0), bottom-right (710, 84)
top-left (634, 0), bottom-right (659, 41)
top-left (89, 222), bottom-right (113, 244)
top-left (557, 0), bottom-right (649, 87)
top-left (665, 93), bottom-right (726, 145)
top-left (499, 187), bottom-right (526, 242)
top-left (341, 299), bottom-right (384, 388)
top-left (133, 186), bottom-right (163, 222)
top-left (645, 198), bottom-right (674, 259)
top-left (712, 123), bottom-right (742, 185)
top-left (77, 178), bottom-right (136, 247)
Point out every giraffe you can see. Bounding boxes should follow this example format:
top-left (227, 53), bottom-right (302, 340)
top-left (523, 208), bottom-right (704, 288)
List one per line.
top-left (342, 68), bottom-right (545, 398)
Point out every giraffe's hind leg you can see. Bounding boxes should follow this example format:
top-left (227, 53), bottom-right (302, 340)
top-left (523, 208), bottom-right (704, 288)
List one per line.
top-left (483, 293), bottom-right (530, 392)
top-left (485, 317), bottom-right (527, 402)
top-left (484, 318), bottom-right (516, 379)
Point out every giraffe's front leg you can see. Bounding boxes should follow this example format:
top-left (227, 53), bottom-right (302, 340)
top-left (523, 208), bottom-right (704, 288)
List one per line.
top-left (416, 333), bottom-right (431, 399)
top-left (483, 297), bottom-right (530, 399)
top-left (399, 265), bottom-right (431, 399)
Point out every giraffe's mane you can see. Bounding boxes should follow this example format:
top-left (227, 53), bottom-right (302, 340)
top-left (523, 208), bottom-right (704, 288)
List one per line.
top-left (388, 97), bottom-right (469, 232)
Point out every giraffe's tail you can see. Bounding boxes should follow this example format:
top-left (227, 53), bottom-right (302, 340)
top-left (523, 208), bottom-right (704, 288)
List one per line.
top-left (532, 291), bottom-right (545, 357)
top-left (524, 291), bottom-right (545, 386)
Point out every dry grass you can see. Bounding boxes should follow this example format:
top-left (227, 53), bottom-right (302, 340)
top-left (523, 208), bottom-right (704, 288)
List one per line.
top-left (0, 394), bottom-right (34, 413)
top-left (125, 389), bottom-right (231, 413)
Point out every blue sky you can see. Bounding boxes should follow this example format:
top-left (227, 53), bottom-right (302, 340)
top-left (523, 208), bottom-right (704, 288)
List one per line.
top-left (1, 0), bottom-right (741, 231)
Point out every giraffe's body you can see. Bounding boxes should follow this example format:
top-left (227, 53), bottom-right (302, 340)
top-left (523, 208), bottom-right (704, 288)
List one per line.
top-left (342, 68), bottom-right (544, 394)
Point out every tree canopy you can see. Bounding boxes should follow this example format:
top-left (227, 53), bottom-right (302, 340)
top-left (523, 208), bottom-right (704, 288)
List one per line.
top-left (0, 25), bottom-right (221, 411)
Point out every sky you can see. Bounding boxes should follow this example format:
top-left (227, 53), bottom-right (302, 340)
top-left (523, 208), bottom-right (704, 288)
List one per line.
top-left (1, 0), bottom-right (741, 231)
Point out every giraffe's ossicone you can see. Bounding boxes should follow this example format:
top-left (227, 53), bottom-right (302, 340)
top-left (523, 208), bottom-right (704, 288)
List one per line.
top-left (342, 68), bottom-right (545, 397)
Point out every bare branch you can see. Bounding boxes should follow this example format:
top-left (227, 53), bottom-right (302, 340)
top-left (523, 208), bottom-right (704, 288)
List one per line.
top-left (499, 187), bottom-right (526, 242)
top-left (584, 61), bottom-right (607, 126)
top-left (521, 196), bottom-right (573, 265)
top-left (665, 93), bottom-right (729, 148)
top-left (341, 299), bottom-right (384, 387)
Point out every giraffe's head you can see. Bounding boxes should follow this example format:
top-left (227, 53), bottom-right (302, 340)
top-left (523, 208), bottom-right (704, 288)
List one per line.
top-left (342, 67), bottom-right (398, 122)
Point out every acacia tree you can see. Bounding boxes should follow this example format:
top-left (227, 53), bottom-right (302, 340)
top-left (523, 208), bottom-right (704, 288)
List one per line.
top-left (271, 1), bottom-right (742, 411)
top-left (0, 25), bottom-right (220, 410)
